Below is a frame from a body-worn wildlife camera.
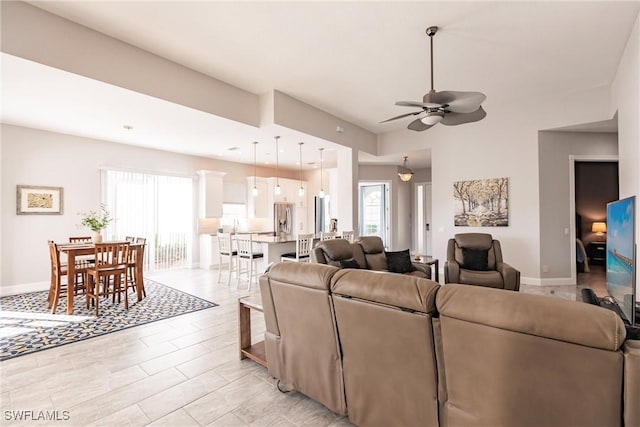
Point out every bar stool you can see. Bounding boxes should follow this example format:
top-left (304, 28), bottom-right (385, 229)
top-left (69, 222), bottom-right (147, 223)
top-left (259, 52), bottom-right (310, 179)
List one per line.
top-left (320, 231), bottom-right (337, 240)
top-left (235, 234), bottom-right (263, 291)
top-left (217, 232), bottom-right (237, 286)
top-left (281, 233), bottom-right (314, 262)
top-left (340, 231), bottom-right (355, 243)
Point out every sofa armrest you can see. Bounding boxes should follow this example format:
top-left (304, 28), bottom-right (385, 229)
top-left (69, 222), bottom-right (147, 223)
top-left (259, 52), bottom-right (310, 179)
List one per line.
top-left (412, 262), bottom-right (432, 279)
top-left (624, 339), bottom-right (640, 427)
top-left (444, 259), bottom-right (460, 284)
top-left (496, 261), bottom-right (520, 291)
top-left (310, 247), bottom-right (327, 264)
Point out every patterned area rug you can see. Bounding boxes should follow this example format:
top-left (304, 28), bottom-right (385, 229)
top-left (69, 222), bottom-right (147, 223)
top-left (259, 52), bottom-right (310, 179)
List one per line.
top-left (0, 281), bottom-right (217, 361)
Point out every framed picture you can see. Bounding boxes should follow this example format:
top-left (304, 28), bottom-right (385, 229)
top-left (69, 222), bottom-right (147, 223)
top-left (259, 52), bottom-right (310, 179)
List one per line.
top-left (16, 185), bottom-right (64, 215)
top-left (454, 177), bottom-right (508, 226)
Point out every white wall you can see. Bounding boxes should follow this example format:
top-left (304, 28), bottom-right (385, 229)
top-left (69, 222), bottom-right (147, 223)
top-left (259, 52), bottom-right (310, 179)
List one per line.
top-left (0, 124), bottom-right (296, 292)
top-left (610, 14), bottom-right (640, 301)
top-left (538, 131), bottom-right (618, 283)
top-left (376, 83), bottom-right (614, 284)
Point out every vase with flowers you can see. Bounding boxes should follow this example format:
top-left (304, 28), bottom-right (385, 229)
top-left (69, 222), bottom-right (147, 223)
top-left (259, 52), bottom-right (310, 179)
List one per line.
top-left (79, 204), bottom-right (112, 242)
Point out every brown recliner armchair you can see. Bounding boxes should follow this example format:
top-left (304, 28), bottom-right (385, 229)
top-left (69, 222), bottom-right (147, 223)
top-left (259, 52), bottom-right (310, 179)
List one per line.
top-left (444, 233), bottom-right (520, 291)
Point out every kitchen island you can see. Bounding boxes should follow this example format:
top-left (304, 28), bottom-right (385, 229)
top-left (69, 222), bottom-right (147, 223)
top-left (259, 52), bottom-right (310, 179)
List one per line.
top-left (201, 233), bottom-right (316, 273)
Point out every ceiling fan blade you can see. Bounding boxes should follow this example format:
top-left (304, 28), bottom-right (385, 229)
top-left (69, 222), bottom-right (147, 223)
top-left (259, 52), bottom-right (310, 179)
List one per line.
top-left (395, 100), bottom-right (441, 109)
top-left (379, 110), bottom-right (423, 123)
top-left (407, 118), bottom-right (435, 132)
top-left (441, 106), bottom-right (487, 126)
top-left (432, 91), bottom-right (486, 113)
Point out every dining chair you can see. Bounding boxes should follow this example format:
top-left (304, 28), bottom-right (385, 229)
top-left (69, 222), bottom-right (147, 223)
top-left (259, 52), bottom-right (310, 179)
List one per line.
top-left (126, 241), bottom-right (146, 298)
top-left (281, 233), bottom-right (314, 262)
top-left (86, 242), bottom-right (130, 315)
top-left (135, 237), bottom-right (147, 244)
top-left (217, 232), bottom-right (238, 286)
top-left (340, 230), bottom-right (355, 243)
top-left (235, 234), bottom-right (264, 291)
top-left (320, 231), bottom-right (337, 241)
top-left (48, 241), bottom-right (89, 314)
top-left (125, 236), bottom-right (135, 242)
top-left (68, 236), bottom-right (93, 292)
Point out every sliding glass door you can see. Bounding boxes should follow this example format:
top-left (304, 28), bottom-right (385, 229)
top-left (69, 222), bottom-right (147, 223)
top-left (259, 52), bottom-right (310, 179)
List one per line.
top-left (103, 170), bottom-right (193, 271)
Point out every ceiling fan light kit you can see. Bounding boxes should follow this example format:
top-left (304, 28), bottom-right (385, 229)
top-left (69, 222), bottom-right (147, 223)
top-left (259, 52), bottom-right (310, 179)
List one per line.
top-left (382, 25), bottom-right (487, 132)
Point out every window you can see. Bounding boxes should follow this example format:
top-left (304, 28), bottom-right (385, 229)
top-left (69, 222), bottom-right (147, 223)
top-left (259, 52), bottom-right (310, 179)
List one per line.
top-left (220, 203), bottom-right (247, 231)
top-left (103, 169), bottom-right (193, 271)
top-left (358, 182), bottom-right (389, 247)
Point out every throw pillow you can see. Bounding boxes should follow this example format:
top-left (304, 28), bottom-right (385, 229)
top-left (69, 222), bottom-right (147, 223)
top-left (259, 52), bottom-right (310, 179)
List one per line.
top-left (385, 249), bottom-right (417, 274)
top-left (460, 247), bottom-right (489, 271)
top-left (339, 258), bottom-right (361, 269)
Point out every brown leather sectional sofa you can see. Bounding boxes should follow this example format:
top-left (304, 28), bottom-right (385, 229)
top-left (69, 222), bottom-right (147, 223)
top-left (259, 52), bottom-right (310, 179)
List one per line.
top-left (259, 262), bottom-right (640, 427)
top-left (311, 235), bottom-right (432, 279)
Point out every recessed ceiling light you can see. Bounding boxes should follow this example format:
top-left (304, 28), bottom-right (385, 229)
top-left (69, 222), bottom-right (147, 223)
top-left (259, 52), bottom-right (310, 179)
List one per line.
top-left (227, 147), bottom-right (239, 151)
top-left (123, 125), bottom-right (133, 130)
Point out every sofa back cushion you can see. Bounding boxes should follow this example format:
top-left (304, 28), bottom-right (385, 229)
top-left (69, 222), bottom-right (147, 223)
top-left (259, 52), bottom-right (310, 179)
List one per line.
top-left (435, 284), bottom-right (626, 427)
top-left (331, 270), bottom-right (440, 426)
top-left (312, 239), bottom-right (367, 269)
top-left (357, 236), bottom-right (388, 270)
top-left (259, 262), bottom-right (347, 415)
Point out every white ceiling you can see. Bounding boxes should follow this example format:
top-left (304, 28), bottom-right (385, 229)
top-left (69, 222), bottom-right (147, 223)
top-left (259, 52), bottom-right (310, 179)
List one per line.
top-left (2, 1), bottom-right (637, 170)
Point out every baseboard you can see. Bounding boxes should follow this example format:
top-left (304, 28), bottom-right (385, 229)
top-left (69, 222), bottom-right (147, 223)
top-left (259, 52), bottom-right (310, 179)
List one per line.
top-left (1, 281), bottom-right (49, 297)
top-left (522, 276), bottom-right (575, 286)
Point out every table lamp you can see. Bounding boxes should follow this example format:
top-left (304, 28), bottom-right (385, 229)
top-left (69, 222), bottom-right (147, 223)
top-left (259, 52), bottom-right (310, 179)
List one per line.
top-left (591, 222), bottom-right (607, 241)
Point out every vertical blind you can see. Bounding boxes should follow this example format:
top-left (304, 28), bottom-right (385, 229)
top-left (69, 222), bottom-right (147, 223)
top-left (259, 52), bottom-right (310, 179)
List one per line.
top-left (103, 169), bottom-right (193, 271)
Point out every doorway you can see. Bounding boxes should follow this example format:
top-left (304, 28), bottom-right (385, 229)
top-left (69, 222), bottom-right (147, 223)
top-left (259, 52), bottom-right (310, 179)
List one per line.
top-left (414, 182), bottom-right (432, 256)
top-left (570, 156), bottom-right (619, 285)
top-left (358, 182), bottom-right (390, 248)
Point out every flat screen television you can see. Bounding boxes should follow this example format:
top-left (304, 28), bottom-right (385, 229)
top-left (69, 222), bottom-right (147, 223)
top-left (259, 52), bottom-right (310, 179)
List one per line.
top-left (606, 196), bottom-right (636, 325)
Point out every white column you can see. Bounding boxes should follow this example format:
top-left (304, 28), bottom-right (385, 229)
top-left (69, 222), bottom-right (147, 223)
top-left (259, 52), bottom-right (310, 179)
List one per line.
top-left (336, 147), bottom-right (358, 233)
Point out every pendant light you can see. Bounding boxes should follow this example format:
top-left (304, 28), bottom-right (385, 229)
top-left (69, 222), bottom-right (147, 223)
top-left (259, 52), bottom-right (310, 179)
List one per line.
top-left (397, 156), bottom-right (414, 182)
top-left (298, 142), bottom-right (305, 197)
top-left (318, 148), bottom-right (325, 198)
top-left (252, 141), bottom-right (259, 197)
top-left (274, 136), bottom-right (281, 195)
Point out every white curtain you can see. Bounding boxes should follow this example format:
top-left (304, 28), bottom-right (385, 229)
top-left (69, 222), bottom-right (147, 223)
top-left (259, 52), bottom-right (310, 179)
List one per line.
top-left (103, 169), bottom-right (193, 271)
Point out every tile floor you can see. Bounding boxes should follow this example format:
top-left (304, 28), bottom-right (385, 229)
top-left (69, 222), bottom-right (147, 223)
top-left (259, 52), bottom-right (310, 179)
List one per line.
top-left (0, 266), bottom-right (605, 426)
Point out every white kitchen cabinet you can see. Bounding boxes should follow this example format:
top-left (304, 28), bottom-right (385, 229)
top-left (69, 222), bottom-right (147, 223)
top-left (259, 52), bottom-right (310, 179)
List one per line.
top-left (197, 170), bottom-right (225, 218)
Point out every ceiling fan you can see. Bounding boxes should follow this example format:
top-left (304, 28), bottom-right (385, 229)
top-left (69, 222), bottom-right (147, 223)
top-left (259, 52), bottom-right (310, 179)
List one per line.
top-left (381, 26), bottom-right (487, 131)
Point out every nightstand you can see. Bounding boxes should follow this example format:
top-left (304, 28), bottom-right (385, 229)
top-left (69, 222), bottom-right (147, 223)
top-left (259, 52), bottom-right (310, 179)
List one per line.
top-left (588, 241), bottom-right (607, 265)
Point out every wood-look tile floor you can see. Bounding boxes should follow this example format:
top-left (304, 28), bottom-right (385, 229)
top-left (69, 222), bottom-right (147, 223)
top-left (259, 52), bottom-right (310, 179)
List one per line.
top-left (0, 269), bottom-right (353, 427)
top-left (0, 266), bottom-right (607, 427)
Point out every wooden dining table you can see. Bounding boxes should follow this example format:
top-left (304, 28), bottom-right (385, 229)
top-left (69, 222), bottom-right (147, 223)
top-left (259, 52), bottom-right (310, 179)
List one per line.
top-left (57, 241), bottom-right (146, 315)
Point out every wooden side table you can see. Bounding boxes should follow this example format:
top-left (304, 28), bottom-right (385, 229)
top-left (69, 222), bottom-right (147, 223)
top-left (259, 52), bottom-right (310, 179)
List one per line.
top-left (413, 255), bottom-right (439, 283)
top-left (238, 295), bottom-right (267, 367)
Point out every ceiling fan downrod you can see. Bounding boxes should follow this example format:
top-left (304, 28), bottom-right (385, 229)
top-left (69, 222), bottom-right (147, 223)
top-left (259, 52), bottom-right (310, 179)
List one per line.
top-left (426, 26), bottom-right (438, 92)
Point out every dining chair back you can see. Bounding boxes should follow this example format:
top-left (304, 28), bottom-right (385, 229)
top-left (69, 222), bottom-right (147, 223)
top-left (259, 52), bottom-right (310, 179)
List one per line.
top-left (68, 236), bottom-right (94, 289)
top-left (48, 241), bottom-right (90, 314)
top-left (69, 236), bottom-right (92, 243)
top-left (340, 231), bottom-right (355, 243)
top-left (235, 234), bottom-right (264, 290)
top-left (86, 242), bottom-right (130, 315)
top-left (217, 232), bottom-right (237, 286)
top-left (320, 231), bottom-right (337, 241)
top-left (126, 241), bottom-right (146, 297)
top-left (281, 233), bottom-right (314, 262)
top-left (135, 237), bottom-right (147, 244)
top-left (125, 236), bottom-right (135, 242)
